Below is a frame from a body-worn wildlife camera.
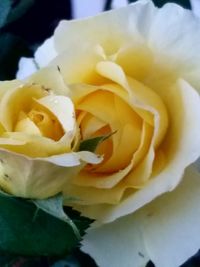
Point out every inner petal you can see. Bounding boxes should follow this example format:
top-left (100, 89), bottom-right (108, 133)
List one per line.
top-left (28, 101), bottom-right (64, 141)
top-left (79, 112), bottom-right (107, 139)
top-left (0, 84), bottom-right (47, 131)
top-left (15, 111), bottom-right (42, 136)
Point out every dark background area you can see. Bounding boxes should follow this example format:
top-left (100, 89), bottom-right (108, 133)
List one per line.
top-left (0, 0), bottom-right (198, 266)
top-left (0, 0), bottom-right (191, 80)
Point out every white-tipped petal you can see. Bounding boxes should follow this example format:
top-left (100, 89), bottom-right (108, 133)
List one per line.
top-left (16, 57), bottom-right (37, 80)
top-left (140, 165), bottom-right (200, 267)
top-left (82, 165), bottom-right (200, 267)
top-left (82, 213), bottom-right (149, 267)
top-left (0, 149), bottom-right (101, 198)
top-left (54, 1), bottom-right (155, 55)
top-left (36, 95), bottom-right (75, 134)
top-left (35, 37), bottom-right (58, 67)
top-left (27, 67), bottom-right (69, 96)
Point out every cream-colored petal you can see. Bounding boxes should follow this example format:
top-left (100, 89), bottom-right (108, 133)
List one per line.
top-left (0, 132), bottom-right (69, 157)
top-left (82, 165), bottom-right (200, 267)
top-left (72, 161), bottom-right (133, 189)
top-left (68, 79), bottom-right (200, 222)
top-left (115, 43), bottom-right (153, 81)
top-left (148, 2), bottom-right (200, 91)
top-left (0, 84), bottom-right (46, 131)
top-left (0, 149), bottom-right (101, 198)
top-left (140, 165), bottom-right (200, 267)
top-left (82, 212), bottom-right (149, 267)
top-left (0, 80), bottom-right (23, 100)
top-left (36, 95), bottom-right (76, 135)
top-left (27, 67), bottom-right (69, 96)
top-left (54, 1), bottom-right (155, 55)
top-left (40, 150), bottom-right (102, 167)
top-left (16, 57), bottom-right (38, 79)
top-left (34, 37), bottom-right (58, 67)
top-left (96, 61), bottom-right (168, 148)
top-left (15, 115), bottom-right (42, 136)
top-left (50, 45), bottom-right (106, 85)
top-left (64, 182), bottom-right (127, 205)
top-left (79, 112), bottom-right (107, 139)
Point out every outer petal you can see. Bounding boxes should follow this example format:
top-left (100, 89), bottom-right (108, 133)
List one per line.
top-left (72, 0), bottom-right (103, 19)
top-left (82, 213), bottom-right (149, 267)
top-left (0, 149), bottom-right (101, 198)
top-left (27, 67), bottom-right (70, 96)
top-left (34, 37), bottom-right (58, 67)
top-left (53, 1), bottom-right (155, 55)
top-left (191, 0), bottom-right (200, 17)
top-left (148, 3), bottom-right (200, 90)
top-left (138, 165), bottom-right (200, 267)
top-left (33, 1), bottom-right (155, 69)
top-left (82, 165), bottom-right (200, 267)
top-left (16, 57), bottom-right (37, 80)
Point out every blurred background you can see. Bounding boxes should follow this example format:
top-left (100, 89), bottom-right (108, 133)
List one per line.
top-left (0, 0), bottom-right (200, 266)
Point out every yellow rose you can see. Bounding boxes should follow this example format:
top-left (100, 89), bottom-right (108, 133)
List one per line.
top-left (21, 1), bottom-right (200, 266)
top-left (0, 67), bottom-right (100, 198)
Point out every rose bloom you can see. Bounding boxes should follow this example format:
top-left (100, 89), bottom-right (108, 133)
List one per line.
top-left (18, 1), bottom-right (200, 267)
top-left (0, 68), bottom-right (100, 198)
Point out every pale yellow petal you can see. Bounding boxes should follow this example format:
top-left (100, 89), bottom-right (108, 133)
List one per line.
top-left (0, 149), bottom-right (101, 198)
top-left (15, 115), bottom-right (42, 136)
top-left (36, 95), bottom-right (76, 135)
top-left (54, 1), bottom-right (155, 55)
top-left (0, 84), bottom-right (47, 131)
top-left (27, 66), bottom-right (70, 96)
top-left (82, 211), bottom-right (149, 267)
top-left (0, 132), bottom-right (69, 157)
top-left (96, 61), bottom-right (168, 148)
top-left (34, 36), bottom-right (58, 67)
top-left (50, 45), bottom-right (106, 85)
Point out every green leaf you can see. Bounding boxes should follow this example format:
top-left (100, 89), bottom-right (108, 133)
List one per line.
top-left (6, 0), bottom-right (34, 25)
top-left (79, 132), bottom-right (116, 153)
top-left (0, 0), bottom-right (11, 28)
top-left (33, 194), bottom-right (81, 240)
top-left (0, 194), bottom-right (91, 256)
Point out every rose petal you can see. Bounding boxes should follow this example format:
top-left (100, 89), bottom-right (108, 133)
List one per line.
top-left (34, 37), bottom-right (57, 67)
top-left (82, 212), bottom-right (149, 267)
top-left (27, 67), bottom-right (70, 96)
top-left (0, 131), bottom-right (73, 157)
top-left (140, 165), bottom-right (200, 267)
top-left (0, 84), bottom-right (46, 131)
top-left (82, 165), bottom-right (200, 267)
top-left (14, 115), bottom-right (42, 136)
top-left (16, 57), bottom-right (38, 80)
top-left (54, 1), bottom-right (155, 55)
top-left (50, 45), bottom-right (106, 85)
top-left (0, 148), bottom-right (101, 198)
top-left (148, 2), bottom-right (200, 90)
top-left (36, 95), bottom-right (75, 135)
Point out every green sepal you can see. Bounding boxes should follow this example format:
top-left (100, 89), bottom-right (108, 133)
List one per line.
top-left (33, 194), bottom-right (81, 240)
top-left (79, 132), bottom-right (116, 152)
